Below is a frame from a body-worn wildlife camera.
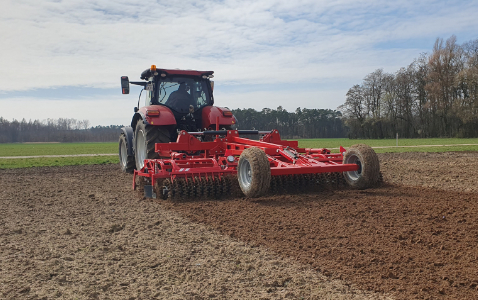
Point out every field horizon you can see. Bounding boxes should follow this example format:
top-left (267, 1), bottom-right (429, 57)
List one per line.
top-left (1, 138), bottom-right (478, 169)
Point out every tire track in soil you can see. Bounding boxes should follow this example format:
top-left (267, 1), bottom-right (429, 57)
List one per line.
top-left (162, 184), bottom-right (478, 300)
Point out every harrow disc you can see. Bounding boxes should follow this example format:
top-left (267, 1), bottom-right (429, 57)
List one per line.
top-left (147, 170), bottom-right (368, 200)
top-left (158, 175), bottom-right (240, 201)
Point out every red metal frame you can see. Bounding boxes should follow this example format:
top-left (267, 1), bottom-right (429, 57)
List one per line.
top-left (138, 105), bottom-right (176, 126)
top-left (133, 129), bottom-right (359, 190)
top-left (201, 106), bottom-right (237, 129)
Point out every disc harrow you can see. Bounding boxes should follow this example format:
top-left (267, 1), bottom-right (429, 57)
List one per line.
top-left (133, 129), bottom-right (381, 199)
top-left (151, 175), bottom-right (237, 200)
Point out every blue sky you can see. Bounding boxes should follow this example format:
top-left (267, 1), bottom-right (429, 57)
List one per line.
top-left (0, 0), bottom-right (477, 126)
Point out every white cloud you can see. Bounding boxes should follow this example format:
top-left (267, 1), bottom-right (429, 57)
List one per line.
top-left (0, 0), bottom-right (477, 125)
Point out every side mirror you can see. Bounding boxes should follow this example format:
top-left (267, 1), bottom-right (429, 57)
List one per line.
top-left (210, 81), bottom-right (214, 92)
top-left (121, 76), bottom-right (130, 94)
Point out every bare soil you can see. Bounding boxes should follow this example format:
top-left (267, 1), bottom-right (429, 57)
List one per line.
top-left (380, 152), bottom-right (478, 193)
top-left (1, 151), bottom-right (478, 300)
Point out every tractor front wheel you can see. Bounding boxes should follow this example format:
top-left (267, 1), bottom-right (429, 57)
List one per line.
top-left (134, 120), bottom-right (171, 170)
top-left (237, 147), bottom-right (271, 198)
top-left (343, 144), bottom-right (380, 189)
top-left (119, 133), bottom-right (135, 173)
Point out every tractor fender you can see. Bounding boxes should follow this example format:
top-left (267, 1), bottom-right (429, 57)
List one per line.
top-left (202, 106), bottom-right (237, 129)
top-left (131, 105), bottom-right (177, 129)
top-left (120, 126), bottom-right (134, 156)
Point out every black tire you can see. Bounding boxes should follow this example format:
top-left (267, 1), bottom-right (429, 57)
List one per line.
top-left (119, 133), bottom-right (135, 173)
top-left (134, 120), bottom-right (171, 170)
top-left (343, 144), bottom-right (380, 189)
top-left (237, 147), bottom-right (271, 198)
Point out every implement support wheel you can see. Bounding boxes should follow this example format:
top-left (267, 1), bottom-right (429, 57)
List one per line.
top-left (343, 144), bottom-right (380, 189)
top-left (237, 147), bottom-right (271, 198)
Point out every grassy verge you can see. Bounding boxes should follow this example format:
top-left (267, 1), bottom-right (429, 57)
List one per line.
top-left (297, 138), bottom-right (478, 153)
top-left (1, 138), bottom-right (478, 169)
top-left (0, 156), bottom-right (118, 169)
top-left (369, 145), bottom-right (478, 153)
top-left (0, 142), bottom-right (117, 157)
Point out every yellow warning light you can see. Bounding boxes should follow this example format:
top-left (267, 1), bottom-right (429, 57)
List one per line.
top-left (151, 65), bottom-right (157, 71)
top-left (146, 109), bottom-right (160, 117)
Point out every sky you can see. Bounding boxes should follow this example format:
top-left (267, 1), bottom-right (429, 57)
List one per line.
top-left (0, 0), bottom-right (477, 126)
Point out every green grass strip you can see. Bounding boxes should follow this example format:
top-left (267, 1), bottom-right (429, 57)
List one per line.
top-left (369, 145), bottom-right (478, 153)
top-left (0, 142), bottom-right (117, 157)
top-left (297, 138), bottom-right (478, 152)
top-left (0, 155), bottom-right (118, 169)
top-left (1, 138), bottom-right (478, 169)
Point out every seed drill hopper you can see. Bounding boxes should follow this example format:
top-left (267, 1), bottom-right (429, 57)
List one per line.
top-left (133, 128), bottom-right (381, 199)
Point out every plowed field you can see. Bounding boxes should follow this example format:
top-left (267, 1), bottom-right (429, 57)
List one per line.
top-left (1, 152), bottom-right (478, 300)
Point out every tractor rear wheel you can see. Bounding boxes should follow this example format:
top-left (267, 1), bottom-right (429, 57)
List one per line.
top-left (134, 120), bottom-right (171, 170)
top-left (237, 147), bottom-right (271, 198)
top-left (343, 144), bottom-right (380, 189)
top-left (119, 133), bottom-right (135, 173)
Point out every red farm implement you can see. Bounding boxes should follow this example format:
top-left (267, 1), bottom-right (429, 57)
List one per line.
top-left (133, 129), bottom-right (381, 199)
top-left (119, 65), bottom-right (380, 199)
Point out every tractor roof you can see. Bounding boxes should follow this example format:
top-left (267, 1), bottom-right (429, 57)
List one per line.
top-left (140, 68), bottom-right (214, 80)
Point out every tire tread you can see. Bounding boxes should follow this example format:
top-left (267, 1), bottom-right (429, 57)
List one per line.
top-left (343, 144), bottom-right (380, 189)
top-left (238, 147), bottom-right (271, 197)
top-left (119, 134), bottom-right (135, 173)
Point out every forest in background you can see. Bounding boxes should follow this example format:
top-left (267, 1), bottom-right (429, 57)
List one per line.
top-left (338, 35), bottom-right (478, 138)
top-left (0, 107), bottom-right (345, 143)
top-left (231, 107), bottom-right (345, 138)
top-left (0, 117), bottom-right (121, 143)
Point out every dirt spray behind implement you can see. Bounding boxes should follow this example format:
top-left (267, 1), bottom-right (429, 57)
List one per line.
top-left (133, 129), bottom-right (381, 199)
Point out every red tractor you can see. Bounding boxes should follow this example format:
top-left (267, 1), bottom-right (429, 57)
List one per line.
top-left (119, 65), bottom-right (236, 173)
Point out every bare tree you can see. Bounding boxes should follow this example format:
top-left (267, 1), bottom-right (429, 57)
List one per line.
top-left (82, 119), bottom-right (90, 130)
top-left (425, 35), bottom-right (464, 136)
top-left (339, 36), bottom-right (478, 138)
top-left (363, 69), bottom-right (385, 119)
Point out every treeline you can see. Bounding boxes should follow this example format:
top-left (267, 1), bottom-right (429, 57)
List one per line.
top-left (0, 117), bottom-right (122, 143)
top-left (1, 107), bottom-right (346, 144)
top-left (232, 106), bottom-right (346, 138)
top-left (339, 35), bottom-right (478, 138)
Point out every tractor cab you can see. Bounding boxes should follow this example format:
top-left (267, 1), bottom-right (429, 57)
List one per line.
top-left (147, 75), bottom-right (213, 132)
top-left (153, 77), bottom-right (212, 114)
top-left (122, 66), bottom-right (217, 133)
top-left (119, 65), bottom-right (236, 173)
